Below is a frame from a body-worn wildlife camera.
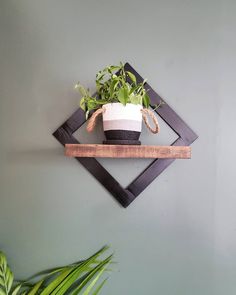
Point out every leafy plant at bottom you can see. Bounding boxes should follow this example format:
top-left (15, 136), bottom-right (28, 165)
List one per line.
top-left (0, 251), bottom-right (14, 295)
top-left (0, 246), bottom-right (113, 295)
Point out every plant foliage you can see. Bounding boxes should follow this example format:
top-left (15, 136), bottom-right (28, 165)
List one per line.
top-left (0, 246), bottom-right (112, 295)
top-left (75, 62), bottom-right (151, 118)
top-left (0, 251), bottom-right (14, 295)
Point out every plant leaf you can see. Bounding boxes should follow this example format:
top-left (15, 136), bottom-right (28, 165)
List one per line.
top-left (142, 78), bottom-right (147, 85)
top-left (27, 279), bottom-right (44, 295)
top-left (143, 93), bottom-right (150, 108)
top-left (109, 65), bottom-right (120, 71)
top-left (40, 267), bottom-right (73, 295)
top-left (81, 266), bottom-right (107, 295)
top-left (126, 71), bottom-right (136, 85)
top-left (0, 246), bottom-right (112, 295)
top-left (51, 253), bottom-right (111, 295)
top-left (110, 79), bottom-right (119, 98)
top-left (70, 255), bottom-right (112, 295)
top-left (38, 246), bottom-right (110, 295)
top-left (87, 99), bottom-right (98, 111)
top-left (0, 252), bottom-right (14, 295)
top-left (80, 97), bottom-right (86, 111)
top-left (85, 110), bottom-right (90, 120)
top-left (91, 278), bottom-right (108, 295)
top-left (75, 83), bottom-right (88, 97)
top-left (118, 88), bottom-right (128, 105)
top-left (96, 73), bottom-right (105, 81)
top-left (129, 94), bottom-right (142, 105)
top-left (10, 284), bottom-right (22, 295)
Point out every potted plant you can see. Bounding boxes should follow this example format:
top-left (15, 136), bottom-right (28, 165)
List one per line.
top-left (0, 246), bottom-right (112, 294)
top-left (75, 62), bottom-right (160, 145)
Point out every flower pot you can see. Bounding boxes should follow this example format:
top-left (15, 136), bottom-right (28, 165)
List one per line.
top-left (102, 103), bottom-right (143, 145)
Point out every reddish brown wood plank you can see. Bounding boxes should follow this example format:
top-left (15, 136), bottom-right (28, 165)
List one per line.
top-left (65, 144), bottom-right (191, 159)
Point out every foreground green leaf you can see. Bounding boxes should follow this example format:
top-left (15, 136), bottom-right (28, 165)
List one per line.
top-left (10, 284), bottom-right (22, 295)
top-left (27, 279), bottom-right (44, 295)
top-left (9, 246), bottom-right (113, 295)
top-left (0, 252), bottom-right (14, 295)
top-left (50, 248), bottom-right (111, 295)
top-left (91, 278), bottom-right (108, 295)
top-left (70, 255), bottom-right (112, 295)
top-left (81, 266), bottom-right (107, 295)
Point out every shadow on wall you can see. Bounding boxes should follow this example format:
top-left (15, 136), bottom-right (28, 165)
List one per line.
top-left (6, 147), bottom-right (65, 166)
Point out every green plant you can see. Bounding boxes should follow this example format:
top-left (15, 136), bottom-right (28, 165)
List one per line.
top-left (0, 246), bottom-right (113, 295)
top-left (75, 62), bottom-right (151, 118)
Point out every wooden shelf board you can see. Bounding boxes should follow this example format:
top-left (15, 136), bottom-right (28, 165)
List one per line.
top-left (65, 144), bottom-right (191, 159)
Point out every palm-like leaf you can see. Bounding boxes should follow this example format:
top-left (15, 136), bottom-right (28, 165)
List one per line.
top-left (0, 252), bottom-right (14, 295)
top-left (12, 245), bottom-right (112, 295)
top-left (91, 278), bottom-right (108, 295)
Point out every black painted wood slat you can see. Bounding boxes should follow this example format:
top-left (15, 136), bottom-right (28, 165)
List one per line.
top-left (53, 63), bottom-right (198, 207)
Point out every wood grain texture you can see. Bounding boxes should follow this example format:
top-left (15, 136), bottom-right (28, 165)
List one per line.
top-left (65, 144), bottom-right (191, 159)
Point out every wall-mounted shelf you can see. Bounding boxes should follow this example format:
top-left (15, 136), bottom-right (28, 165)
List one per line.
top-left (53, 63), bottom-right (198, 208)
top-left (65, 144), bottom-right (191, 159)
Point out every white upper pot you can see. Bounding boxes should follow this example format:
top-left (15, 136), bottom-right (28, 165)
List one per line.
top-left (102, 103), bottom-right (143, 132)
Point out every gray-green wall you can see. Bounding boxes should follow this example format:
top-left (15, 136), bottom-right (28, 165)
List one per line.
top-left (0, 1), bottom-right (236, 294)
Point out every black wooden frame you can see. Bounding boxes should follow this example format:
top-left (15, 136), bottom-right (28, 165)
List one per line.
top-left (53, 63), bottom-right (198, 208)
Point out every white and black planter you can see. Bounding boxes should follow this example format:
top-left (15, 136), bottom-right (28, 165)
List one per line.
top-left (102, 103), bottom-right (143, 145)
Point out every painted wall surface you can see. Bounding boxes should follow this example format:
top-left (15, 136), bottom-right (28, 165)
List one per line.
top-left (0, 1), bottom-right (236, 294)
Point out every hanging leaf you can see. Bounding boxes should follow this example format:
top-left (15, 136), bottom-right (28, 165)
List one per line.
top-left (75, 83), bottom-right (88, 97)
top-left (110, 65), bottom-right (120, 71)
top-left (126, 71), bottom-right (137, 85)
top-left (129, 94), bottom-right (142, 105)
top-left (118, 88), bottom-right (128, 105)
top-left (87, 99), bottom-right (98, 111)
top-left (80, 97), bottom-right (86, 111)
top-left (110, 79), bottom-right (119, 98)
top-left (143, 93), bottom-right (150, 108)
top-left (96, 73), bottom-right (105, 81)
top-left (85, 110), bottom-right (90, 120)
top-left (142, 78), bottom-right (147, 85)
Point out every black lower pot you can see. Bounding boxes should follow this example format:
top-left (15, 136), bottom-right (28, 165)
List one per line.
top-left (103, 130), bottom-right (141, 145)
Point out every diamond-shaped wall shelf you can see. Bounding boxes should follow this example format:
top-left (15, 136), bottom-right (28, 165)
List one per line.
top-left (53, 63), bottom-right (198, 208)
